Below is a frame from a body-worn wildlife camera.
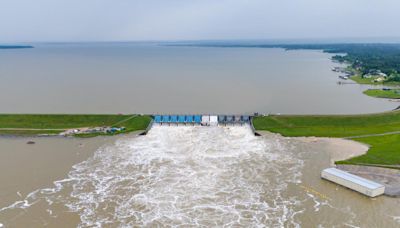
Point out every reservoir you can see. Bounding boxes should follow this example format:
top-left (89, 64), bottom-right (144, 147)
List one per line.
top-left (0, 42), bottom-right (397, 114)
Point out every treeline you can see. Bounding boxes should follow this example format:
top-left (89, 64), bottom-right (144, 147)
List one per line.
top-left (168, 42), bottom-right (400, 82)
top-left (266, 44), bottom-right (400, 77)
top-left (261, 43), bottom-right (400, 82)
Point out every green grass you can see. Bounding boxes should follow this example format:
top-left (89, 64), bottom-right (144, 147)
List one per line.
top-left (338, 134), bottom-right (400, 167)
top-left (0, 114), bottom-right (152, 136)
top-left (350, 75), bottom-right (383, 85)
top-left (253, 111), bottom-right (400, 137)
top-left (113, 115), bottom-right (151, 132)
top-left (351, 75), bottom-right (400, 86)
top-left (363, 89), bottom-right (400, 99)
top-left (252, 111), bottom-right (400, 167)
top-left (0, 129), bottom-right (63, 136)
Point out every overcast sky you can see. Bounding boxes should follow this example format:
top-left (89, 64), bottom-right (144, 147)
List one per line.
top-left (1, 0), bottom-right (400, 42)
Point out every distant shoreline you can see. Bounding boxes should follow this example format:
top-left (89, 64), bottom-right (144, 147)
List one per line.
top-left (0, 45), bottom-right (33, 49)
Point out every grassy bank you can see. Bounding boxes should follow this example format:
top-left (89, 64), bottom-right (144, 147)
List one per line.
top-left (363, 89), bottom-right (400, 99)
top-left (0, 114), bottom-right (152, 136)
top-left (350, 75), bottom-right (400, 86)
top-left (253, 111), bottom-right (400, 167)
top-left (339, 134), bottom-right (400, 167)
top-left (350, 75), bottom-right (380, 85)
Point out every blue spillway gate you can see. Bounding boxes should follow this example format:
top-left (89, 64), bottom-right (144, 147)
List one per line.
top-left (186, 115), bottom-right (194, 123)
top-left (162, 115), bottom-right (170, 123)
top-left (178, 115), bottom-right (186, 123)
top-left (194, 115), bottom-right (202, 124)
top-left (194, 116), bottom-right (201, 124)
top-left (170, 115), bottom-right (178, 122)
top-left (154, 115), bottom-right (162, 123)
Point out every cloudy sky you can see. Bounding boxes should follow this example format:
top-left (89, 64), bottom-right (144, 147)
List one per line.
top-left (1, 0), bottom-right (399, 42)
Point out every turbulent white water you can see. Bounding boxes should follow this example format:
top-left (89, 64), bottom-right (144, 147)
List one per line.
top-left (0, 125), bottom-right (308, 226)
top-left (2, 125), bottom-right (400, 227)
top-left (67, 125), bottom-right (305, 227)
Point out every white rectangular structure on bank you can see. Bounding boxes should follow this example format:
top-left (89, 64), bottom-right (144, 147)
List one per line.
top-left (321, 168), bottom-right (385, 197)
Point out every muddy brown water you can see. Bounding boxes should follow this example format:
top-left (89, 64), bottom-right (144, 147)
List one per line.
top-left (0, 126), bottom-right (399, 227)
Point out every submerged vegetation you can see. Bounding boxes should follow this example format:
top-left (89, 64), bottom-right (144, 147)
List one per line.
top-left (253, 111), bottom-right (400, 168)
top-left (0, 114), bottom-right (152, 137)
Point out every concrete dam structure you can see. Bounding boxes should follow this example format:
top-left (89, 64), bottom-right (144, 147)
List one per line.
top-left (153, 115), bottom-right (251, 126)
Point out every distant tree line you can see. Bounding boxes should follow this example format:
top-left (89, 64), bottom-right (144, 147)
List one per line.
top-left (168, 42), bottom-right (400, 82)
top-left (272, 44), bottom-right (400, 82)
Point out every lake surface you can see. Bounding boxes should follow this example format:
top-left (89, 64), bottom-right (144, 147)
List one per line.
top-left (0, 42), bottom-right (397, 114)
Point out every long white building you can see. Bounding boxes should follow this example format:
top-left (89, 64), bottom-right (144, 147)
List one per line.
top-left (321, 168), bottom-right (385, 197)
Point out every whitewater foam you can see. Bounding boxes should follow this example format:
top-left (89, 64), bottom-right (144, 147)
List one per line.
top-left (65, 125), bottom-right (305, 226)
top-left (1, 125), bottom-right (306, 227)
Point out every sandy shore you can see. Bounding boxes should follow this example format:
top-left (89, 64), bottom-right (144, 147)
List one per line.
top-left (257, 131), bottom-right (369, 165)
top-left (298, 137), bottom-right (400, 197)
top-left (257, 131), bottom-right (400, 197)
top-left (300, 137), bottom-right (369, 166)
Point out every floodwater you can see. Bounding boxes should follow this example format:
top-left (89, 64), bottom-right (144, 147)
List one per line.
top-left (0, 126), bottom-right (399, 227)
top-left (0, 42), bottom-right (397, 114)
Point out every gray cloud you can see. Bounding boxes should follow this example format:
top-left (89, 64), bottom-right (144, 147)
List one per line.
top-left (1, 0), bottom-right (399, 42)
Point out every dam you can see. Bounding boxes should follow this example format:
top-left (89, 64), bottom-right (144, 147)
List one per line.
top-left (153, 114), bottom-right (251, 126)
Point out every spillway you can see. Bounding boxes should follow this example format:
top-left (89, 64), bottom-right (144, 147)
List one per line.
top-left (2, 125), bottom-right (399, 227)
top-left (0, 125), bottom-right (305, 227)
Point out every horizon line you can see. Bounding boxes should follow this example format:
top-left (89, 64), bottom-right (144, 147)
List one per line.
top-left (3, 36), bottom-right (400, 45)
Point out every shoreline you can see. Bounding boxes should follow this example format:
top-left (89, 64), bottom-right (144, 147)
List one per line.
top-left (257, 130), bottom-right (400, 197)
top-left (256, 131), bottom-right (369, 165)
top-left (0, 114), bottom-right (152, 137)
